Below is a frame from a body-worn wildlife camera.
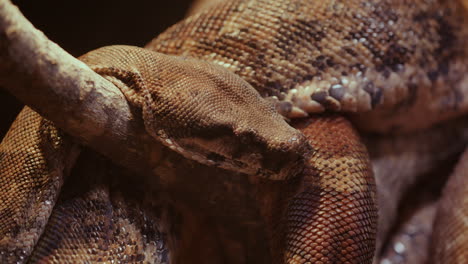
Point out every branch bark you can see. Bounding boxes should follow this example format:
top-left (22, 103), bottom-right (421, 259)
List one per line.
top-left (0, 0), bottom-right (163, 174)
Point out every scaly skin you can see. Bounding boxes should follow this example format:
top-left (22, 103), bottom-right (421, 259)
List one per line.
top-left (148, 0), bottom-right (468, 133)
top-left (430, 148), bottom-right (468, 263)
top-left (1, 0), bottom-right (468, 263)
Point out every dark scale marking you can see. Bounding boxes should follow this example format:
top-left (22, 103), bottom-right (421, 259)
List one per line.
top-left (266, 80), bottom-right (284, 94)
top-left (246, 40), bottom-right (258, 49)
top-left (311, 91), bottom-right (328, 103)
top-left (149, 90), bottom-right (163, 105)
top-left (413, 11), bottom-right (431, 22)
top-left (361, 39), bottom-right (385, 63)
top-left (276, 42), bottom-right (295, 61)
top-left (311, 55), bottom-right (334, 71)
top-left (304, 74), bottom-right (314, 81)
top-left (295, 19), bottom-right (326, 42)
top-left (273, 17), bottom-right (327, 69)
top-left (343, 47), bottom-right (358, 57)
top-left (316, 55), bottom-right (326, 61)
top-left (277, 101), bottom-right (293, 115)
top-left (372, 3), bottom-right (398, 24)
top-left (275, 23), bottom-right (300, 57)
top-left (434, 14), bottom-right (457, 61)
top-left (381, 44), bottom-right (410, 72)
top-left (382, 68), bottom-right (391, 79)
top-left (363, 82), bottom-right (382, 108)
top-left (411, 9), bottom-right (459, 80)
top-left (346, 31), bottom-right (363, 41)
top-left (330, 84), bottom-right (345, 101)
top-left (240, 27), bottom-right (249, 33)
top-left (136, 254), bottom-right (146, 261)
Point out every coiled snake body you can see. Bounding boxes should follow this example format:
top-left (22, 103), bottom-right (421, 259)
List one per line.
top-left (1, 0), bottom-right (467, 263)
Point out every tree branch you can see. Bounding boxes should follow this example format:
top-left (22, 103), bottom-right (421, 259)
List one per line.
top-left (0, 0), bottom-right (163, 174)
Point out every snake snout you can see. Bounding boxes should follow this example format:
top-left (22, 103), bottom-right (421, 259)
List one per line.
top-left (260, 131), bottom-right (311, 180)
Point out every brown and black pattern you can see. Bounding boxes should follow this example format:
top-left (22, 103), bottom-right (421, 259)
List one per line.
top-left (148, 0), bottom-right (468, 132)
top-left (0, 108), bottom-right (79, 263)
top-left (284, 116), bottom-right (376, 263)
top-left (28, 151), bottom-right (169, 264)
top-left (1, 0), bottom-right (468, 263)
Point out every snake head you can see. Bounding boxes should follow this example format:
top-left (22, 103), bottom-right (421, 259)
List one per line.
top-left (82, 46), bottom-right (310, 180)
top-left (142, 55), bottom-right (311, 180)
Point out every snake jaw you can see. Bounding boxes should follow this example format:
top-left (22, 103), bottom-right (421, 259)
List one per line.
top-left (151, 123), bottom-right (310, 180)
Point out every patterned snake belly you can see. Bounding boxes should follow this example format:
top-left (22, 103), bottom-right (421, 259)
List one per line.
top-left (1, 0), bottom-right (467, 263)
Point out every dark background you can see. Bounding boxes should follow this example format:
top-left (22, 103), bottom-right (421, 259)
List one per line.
top-left (1, 0), bottom-right (194, 138)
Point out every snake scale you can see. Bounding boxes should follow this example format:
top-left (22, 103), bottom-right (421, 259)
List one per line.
top-left (1, 0), bottom-right (467, 263)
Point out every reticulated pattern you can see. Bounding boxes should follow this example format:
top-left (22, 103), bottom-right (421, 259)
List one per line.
top-left (284, 116), bottom-right (377, 263)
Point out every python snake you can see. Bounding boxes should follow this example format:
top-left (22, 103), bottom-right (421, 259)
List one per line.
top-left (1, 0), bottom-right (467, 263)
